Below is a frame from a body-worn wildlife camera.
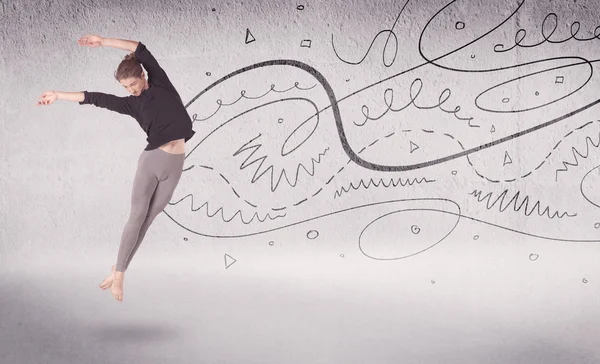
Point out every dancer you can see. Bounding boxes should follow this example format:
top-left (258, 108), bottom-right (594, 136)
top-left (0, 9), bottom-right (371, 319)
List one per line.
top-left (37, 35), bottom-right (195, 302)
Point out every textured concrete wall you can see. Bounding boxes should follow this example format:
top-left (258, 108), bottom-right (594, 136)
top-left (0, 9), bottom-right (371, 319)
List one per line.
top-left (2, 0), bottom-right (600, 363)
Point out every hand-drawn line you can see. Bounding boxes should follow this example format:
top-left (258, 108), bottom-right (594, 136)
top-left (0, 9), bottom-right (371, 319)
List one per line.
top-left (331, 0), bottom-right (410, 67)
top-left (580, 164), bottom-right (600, 209)
top-left (555, 129), bottom-right (600, 181)
top-left (468, 189), bottom-right (576, 219)
top-left (168, 194), bottom-right (286, 224)
top-left (333, 177), bottom-right (435, 199)
top-left (184, 55), bottom-right (600, 173)
top-left (165, 197), bottom-right (600, 245)
top-left (193, 82), bottom-right (316, 122)
top-left (466, 120), bottom-right (600, 183)
top-left (353, 79), bottom-right (477, 128)
top-left (493, 13), bottom-right (600, 53)
top-left (183, 0), bottom-right (600, 172)
top-left (233, 133), bottom-right (330, 192)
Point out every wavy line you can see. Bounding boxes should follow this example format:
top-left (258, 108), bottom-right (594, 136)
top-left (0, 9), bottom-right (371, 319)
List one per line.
top-left (555, 130), bottom-right (600, 181)
top-left (164, 197), bottom-right (600, 242)
top-left (192, 82), bottom-right (316, 122)
top-left (233, 135), bottom-right (330, 192)
top-left (169, 194), bottom-right (286, 223)
top-left (334, 177), bottom-right (435, 199)
top-left (465, 120), bottom-right (600, 183)
top-left (469, 189), bottom-right (576, 219)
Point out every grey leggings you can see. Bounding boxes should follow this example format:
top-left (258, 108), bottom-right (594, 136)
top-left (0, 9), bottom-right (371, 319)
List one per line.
top-left (115, 148), bottom-right (185, 272)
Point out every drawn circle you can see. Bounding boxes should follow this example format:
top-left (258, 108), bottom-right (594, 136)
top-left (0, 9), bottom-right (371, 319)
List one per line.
top-left (359, 200), bottom-right (461, 260)
top-left (473, 235), bottom-right (479, 240)
top-left (340, 254), bottom-right (344, 258)
top-left (431, 280), bottom-right (435, 284)
top-left (278, 118), bottom-right (284, 124)
top-left (269, 241), bottom-right (275, 246)
top-left (411, 225), bottom-right (421, 234)
top-left (455, 21), bottom-right (465, 30)
top-left (529, 253), bottom-right (539, 261)
top-left (475, 61), bottom-right (592, 113)
top-left (595, 223), bottom-right (600, 229)
top-left (206, 72), bottom-right (211, 76)
top-left (535, 91), bottom-right (539, 96)
top-left (470, 54), bottom-right (475, 58)
top-left (307, 230), bottom-right (319, 239)
top-left (451, 170), bottom-right (457, 175)
top-left (183, 237), bottom-right (188, 241)
top-left (502, 97), bottom-right (510, 103)
top-left (583, 278), bottom-right (588, 283)
top-left (297, 4), bottom-right (305, 10)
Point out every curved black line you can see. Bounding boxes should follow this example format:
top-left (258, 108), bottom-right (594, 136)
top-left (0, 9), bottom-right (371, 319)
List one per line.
top-left (163, 197), bottom-right (600, 243)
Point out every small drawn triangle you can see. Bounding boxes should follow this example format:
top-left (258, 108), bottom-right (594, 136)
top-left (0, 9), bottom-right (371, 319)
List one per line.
top-left (503, 151), bottom-right (513, 166)
top-left (490, 125), bottom-right (496, 133)
top-left (245, 28), bottom-right (256, 44)
top-left (410, 141), bottom-right (419, 153)
top-left (224, 254), bottom-right (237, 269)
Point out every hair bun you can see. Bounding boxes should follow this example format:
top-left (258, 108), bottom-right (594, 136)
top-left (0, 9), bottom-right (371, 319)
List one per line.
top-left (123, 53), bottom-right (136, 61)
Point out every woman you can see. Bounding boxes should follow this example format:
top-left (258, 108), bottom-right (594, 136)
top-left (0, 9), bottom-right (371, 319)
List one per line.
top-left (37, 35), bottom-right (195, 302)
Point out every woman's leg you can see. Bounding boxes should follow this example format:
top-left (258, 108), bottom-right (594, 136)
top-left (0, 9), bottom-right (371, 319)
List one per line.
top-left (121, 150), bottom-right (185, 271)
top-left (115, 151), bottom-right (159, 272)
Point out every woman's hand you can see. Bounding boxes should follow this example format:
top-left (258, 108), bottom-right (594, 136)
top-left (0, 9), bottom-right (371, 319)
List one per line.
top-left (37, 91), bottom-right (58, 106)
top-left (77, 35), bottom-right (104, 47)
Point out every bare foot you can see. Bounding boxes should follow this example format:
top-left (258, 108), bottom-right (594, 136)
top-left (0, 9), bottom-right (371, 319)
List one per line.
top-left (99, 265), bottom-right (116, 290)
top-left (111, 273), bottom-right (124, 302)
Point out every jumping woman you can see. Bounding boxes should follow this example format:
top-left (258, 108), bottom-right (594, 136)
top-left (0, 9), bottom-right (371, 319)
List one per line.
top-left (37, 35), bottom-right (195, 302)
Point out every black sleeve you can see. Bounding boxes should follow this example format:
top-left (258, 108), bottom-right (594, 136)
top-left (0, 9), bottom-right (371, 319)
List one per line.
top-left (78, 91), bottom-right (136, 116)
top-left (134, 42), bottom-right (176, 91)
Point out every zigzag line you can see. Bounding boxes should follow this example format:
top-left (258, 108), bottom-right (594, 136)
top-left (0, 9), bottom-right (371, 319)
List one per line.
top-left (555, 131), bottom-right (600, 181)
top-left (169, 194), bottom-right (286, 224)
top-left (234, 134), bottom-right (329, 192)
top-left (468, 189), bottom-right (576, 219)
top-left (333, 177), bottom-right (435, 199)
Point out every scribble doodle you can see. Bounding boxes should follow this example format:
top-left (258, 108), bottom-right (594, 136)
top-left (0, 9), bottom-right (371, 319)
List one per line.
top-left (333, 177), bottom-right (434, 199)
top-left (233, 131), bottom-right (329, 192)
top-left (493, 12), bottom-right (600, 54)
top-left (467, 120), bottom-right (600, 183)
top-left (468, 189), bottom-right (576, 219)
top-left (331, 0), bottom-right (409, 67)
top-left (529, 253), bottom-right (539, 261)
top-left (353, 79), bottom-right (476, 128)
top-left (556, 129), bottom-right (600, 181)
top-left (169, 193), bottom-right (286, 224)
top-left (158, 1), bottom-right (600, 264)
top-left (181, 28), bottom-right (600, 173)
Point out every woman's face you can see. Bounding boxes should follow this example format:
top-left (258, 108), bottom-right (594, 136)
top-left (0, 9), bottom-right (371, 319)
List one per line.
top-left (119, 73), bottom-right (147, 96)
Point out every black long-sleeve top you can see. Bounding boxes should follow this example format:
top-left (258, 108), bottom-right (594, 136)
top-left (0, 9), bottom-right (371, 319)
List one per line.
top-left (79, 42), bottom-right (195, 150)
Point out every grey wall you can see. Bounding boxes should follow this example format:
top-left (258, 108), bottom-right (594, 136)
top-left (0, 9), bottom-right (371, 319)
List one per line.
top-left (2, 0), bottom-right (600, 363)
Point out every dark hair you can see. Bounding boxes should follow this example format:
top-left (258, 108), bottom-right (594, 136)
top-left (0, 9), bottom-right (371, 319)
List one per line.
top-left (114, 53), bottom-right (143, 81)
